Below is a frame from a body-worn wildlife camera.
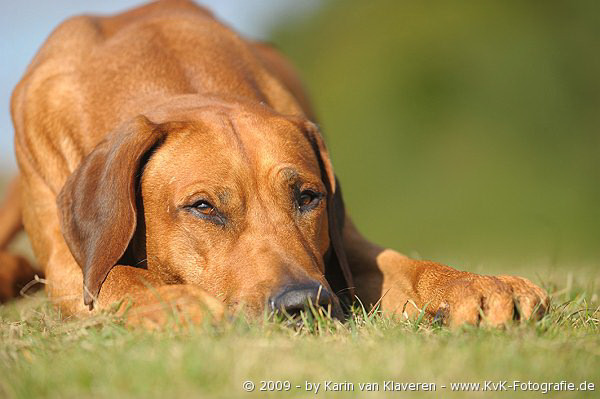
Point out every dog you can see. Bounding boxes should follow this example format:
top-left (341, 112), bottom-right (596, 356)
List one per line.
top-left (0, 0), bottom-right (547, 327)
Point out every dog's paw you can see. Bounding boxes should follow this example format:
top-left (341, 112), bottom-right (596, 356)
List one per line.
top-left (120, 285), bottom-right (225, 330)
top-left (433, 274), bottom-right (549, 328)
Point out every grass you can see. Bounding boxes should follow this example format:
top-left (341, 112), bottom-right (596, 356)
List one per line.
top-left (1, 268), bottom-right (598, 399)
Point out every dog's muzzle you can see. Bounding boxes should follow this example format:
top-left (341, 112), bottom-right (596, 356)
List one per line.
top-left (268, 282), bottom-right (343, 319)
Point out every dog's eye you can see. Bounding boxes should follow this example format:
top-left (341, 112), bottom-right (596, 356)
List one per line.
top-left (192, 200), bottom-right (216, 216)
top-left (183, 199), bottom-right (227, 225)
top-left (183, 199), bottom-right (225, 225)
top-left (297, 190), bottom-right (322, 212)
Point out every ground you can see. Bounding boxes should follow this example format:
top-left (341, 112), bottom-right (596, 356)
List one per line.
top-left (1, 263), bottom-right (598, 399)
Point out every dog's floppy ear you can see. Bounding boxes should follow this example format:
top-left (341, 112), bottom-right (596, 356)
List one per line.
top-left (302, 121), bottom-right (354, 301)
top-left (57, 115), bottom-right (168, 309)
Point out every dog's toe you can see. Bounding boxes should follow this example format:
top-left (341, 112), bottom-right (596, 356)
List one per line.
top-left (437, 274), bottom-right (548, 328)
top-left (497, 275), bottom-right (549, 321)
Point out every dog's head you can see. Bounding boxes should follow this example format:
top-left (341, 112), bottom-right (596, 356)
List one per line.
top-left (57, 99), bottom-right (353, 316)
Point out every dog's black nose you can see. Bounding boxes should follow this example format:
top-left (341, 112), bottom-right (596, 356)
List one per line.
top-left (269, 283), bottom-right (334, 316)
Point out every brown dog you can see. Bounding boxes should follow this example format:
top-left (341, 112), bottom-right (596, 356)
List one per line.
top-left (0, 0), bottom-right (547, 327)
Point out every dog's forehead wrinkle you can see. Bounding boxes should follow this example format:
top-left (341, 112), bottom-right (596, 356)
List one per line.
top-left (192, 110), bottom-right (318, 182)
top-left (224, 114), bottom-right (251, 163)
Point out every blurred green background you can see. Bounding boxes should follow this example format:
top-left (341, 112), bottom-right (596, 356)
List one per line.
top-left (1, 0), bottom-right (598, 276)
top-left (271, 0), bottom-right (600, 270)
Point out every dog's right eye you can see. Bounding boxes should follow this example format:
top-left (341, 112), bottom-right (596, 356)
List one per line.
top-left (183, 199), bottom-right (225, 225)
top-left (191, 200), bottom-right (216, 216)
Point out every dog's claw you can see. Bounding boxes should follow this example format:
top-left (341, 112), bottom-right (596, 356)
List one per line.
top-left (434, 275), bottom-right (548, 328)
top-left (433, 302), bottom-right (450, 326)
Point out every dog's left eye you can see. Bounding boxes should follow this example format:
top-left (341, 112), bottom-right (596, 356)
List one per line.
top-left (192, 200), bottom-right (216, 216)
top-left (297, 190), bottom-right (322, 212)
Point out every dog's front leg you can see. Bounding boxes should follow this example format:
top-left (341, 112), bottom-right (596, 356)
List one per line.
top-left (343, 217), bottom-right (548, 327)
top-left (97, 266), bottom-right (224, 329)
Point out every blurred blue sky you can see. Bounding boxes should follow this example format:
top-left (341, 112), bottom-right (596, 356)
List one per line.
top-left (0, 0), bottom-right (319, 172)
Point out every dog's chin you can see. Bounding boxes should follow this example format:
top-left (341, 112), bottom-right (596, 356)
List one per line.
top-left (273, 303), bottom-right (346, 329)
top-left (225, 298), bottom-right (345, 323)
